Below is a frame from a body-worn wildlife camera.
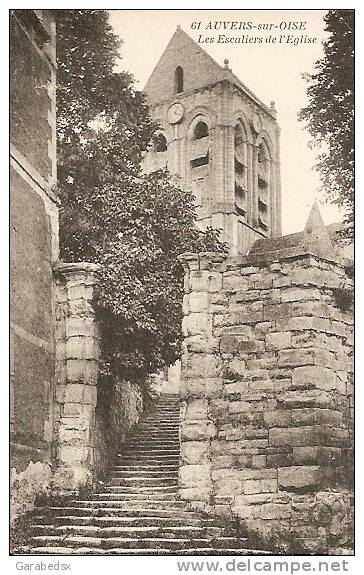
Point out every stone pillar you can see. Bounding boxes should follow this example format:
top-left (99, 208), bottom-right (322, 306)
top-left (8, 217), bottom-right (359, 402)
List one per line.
top-left (178, 253), bottom-right (225, 510)
top-left (53, 262), bottom-right (101, 490)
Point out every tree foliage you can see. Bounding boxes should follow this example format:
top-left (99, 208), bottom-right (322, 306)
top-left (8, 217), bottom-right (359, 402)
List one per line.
top-left (56, 10), bottom-right (226, 382)
top-left (299, 10), bottom-right (354, 238)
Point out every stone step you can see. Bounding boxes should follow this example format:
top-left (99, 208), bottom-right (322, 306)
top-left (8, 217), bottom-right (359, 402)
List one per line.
top-left (112, 464), bottom-right (178, 471)
top-left (150, 415), bottom-right (179, 418)
top-left (103, 486), bottom-right (179, 494)
top-left (118, 452), bottom-right (180, 458)
top-left (135, 430), bottom-right (179, 435)
top-left (138, 421), bottom-right (179, 426)
top-left (150, 416), bottom-right (179, 419)
top-left (133, 435), bottom-right (179, 440)
top-left (154, 399), bottom-right (179, 403)
top-left (153, 404), bottom-right (180, 408)
top-left (116, 460), bottom-right (180, 466)
top-left (109, 477), bottom-right (178, 486)
top-left (109, 480), bottom-right (178, 488)
top-left (124, 446), bottom-right (180, 452)
top-left (110, 470), bottom-right (178, 478)
top-left (115, 460), bottom-right (180, 467)
top-left (137, 420), bottom-right (179, 424)
top-left (120, 449), bottom-right (180, 455)
top-left (63, 502), bottom-right (189, 513)
top-left (127, 435), bottom-right (180, 440)
top-left (128, 434), bottom-right (179, 439)
top-left (133, 430), bottom-right (179, 436)
top-left (153, 404), bottom-right (179, 407)
top-left (151, 417), bottom-right (180, 420)
top-left (120, 453), bottom-right (180, 459)
top-left (35, 506), bottom-right (204, 518)
top-left (33, 515), bottom-right (214, 528)
top-left (111, 465), bottom-right (179, 473)
top-left (141, 412), bottom-right (179, 417)
top-left (145, 421), bottom-right (178, 425)
top-left (104, 482), bottom-right (178, 488)
top-left (128, 434), bottom-right (180, 440)
top-left (125, 448), bottom-right (179, 452)
top-left (56, 502), bottom-right (194, 513)
top-left (137, 423), bottom-right (179, 428)
top-left (128, 432), bottom-right (179, 441)
top-left (117, 451), bottom-right (179, 456)
top-left (145, 415), bottom-right (180, 420)
top-left (130, 428), bottom-right (179, 434)
top-left (142, 417), bottom-right (180, 421)
top-left (147, 414), bottom-right (179, 418)
top-left (29, 535), bottom-right (240, 551)
top-left (110, 470), bottom-right (178, 477)
top-left (136, 424), bottom-right (179, 428)
top-left (28, 546), bottom-right (268, 556)
top-left (91, 493), bottom-right (180, 501)
top-left (117, 457), bottom-right (180, 464)
top-left (32, 524), bottom-right (220, 539)
top-left (23, 394), bottom-right (273, 556)
top-left (148, 406), bottom-right (179, 410)
top-left (154, 406), bottom-right (180, 410)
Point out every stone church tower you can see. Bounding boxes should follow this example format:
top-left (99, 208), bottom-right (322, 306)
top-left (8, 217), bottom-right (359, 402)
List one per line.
top-left (143, 26), bottom-right (282, 255)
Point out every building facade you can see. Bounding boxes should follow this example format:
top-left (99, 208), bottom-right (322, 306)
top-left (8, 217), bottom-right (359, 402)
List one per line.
top-left (143, 26), bottom-right (282, 255)
top-left (10, 9), bottom-right (58, 484)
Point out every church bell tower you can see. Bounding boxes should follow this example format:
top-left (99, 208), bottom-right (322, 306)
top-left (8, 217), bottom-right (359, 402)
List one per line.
top-left (143, 26), bottom-right (282, 255)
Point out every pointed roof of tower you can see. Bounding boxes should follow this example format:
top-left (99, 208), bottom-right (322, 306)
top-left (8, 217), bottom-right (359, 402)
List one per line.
top-left (303, 200), bottom-right (334, 256)
top-left (144, 26), bottom-right (274, 116)
top-left (304, 200), bottom-right (331, 240)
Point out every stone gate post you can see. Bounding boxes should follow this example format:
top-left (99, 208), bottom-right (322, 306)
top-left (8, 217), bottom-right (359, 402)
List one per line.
top-left (53, 261), bottom-right (101, 490)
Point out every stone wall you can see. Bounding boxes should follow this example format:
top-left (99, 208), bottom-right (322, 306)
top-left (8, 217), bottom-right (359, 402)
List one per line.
top-left (94, 380), bottom-right (144, 480)
top-left (179, 248), bottom-right (353, 552)
top-left (10, 10), bottom-right (58, 524)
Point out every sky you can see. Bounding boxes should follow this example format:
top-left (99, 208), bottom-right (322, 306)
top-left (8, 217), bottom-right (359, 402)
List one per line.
top-left (109, 9), bottom-right (343, 235)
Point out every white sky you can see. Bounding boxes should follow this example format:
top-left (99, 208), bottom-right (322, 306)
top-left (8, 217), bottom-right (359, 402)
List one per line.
top-left (109, 9), bottom-right (343, 235)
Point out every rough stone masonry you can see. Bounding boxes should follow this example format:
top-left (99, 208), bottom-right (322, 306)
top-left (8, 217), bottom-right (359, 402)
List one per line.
top-left (178, 206), bottom-right (353, 552)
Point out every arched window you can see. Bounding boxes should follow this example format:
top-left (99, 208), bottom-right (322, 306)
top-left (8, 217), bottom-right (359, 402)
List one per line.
top-left (258, 142), bottom-right (271, 164)
top-left (234, 123), bottom-right (244, 148)
top-left (234, 123), bottom-right (247, 170)
top-left (257, 140), bottom-right (271, 236)
top-left (153, 133), bottom-right (167, 153)
top-left (193, 121), bottom-right (209, 140)
top-left (234, 122), bottom-right (248, 209)
top-left (258, 144), bottom-right (266, 163)
top-left (174, 66), bottom-right (184, 94)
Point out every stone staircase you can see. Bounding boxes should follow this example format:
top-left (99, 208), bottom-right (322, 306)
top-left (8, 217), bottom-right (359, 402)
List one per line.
top-left (27, 395), bottom-right (266, 555)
